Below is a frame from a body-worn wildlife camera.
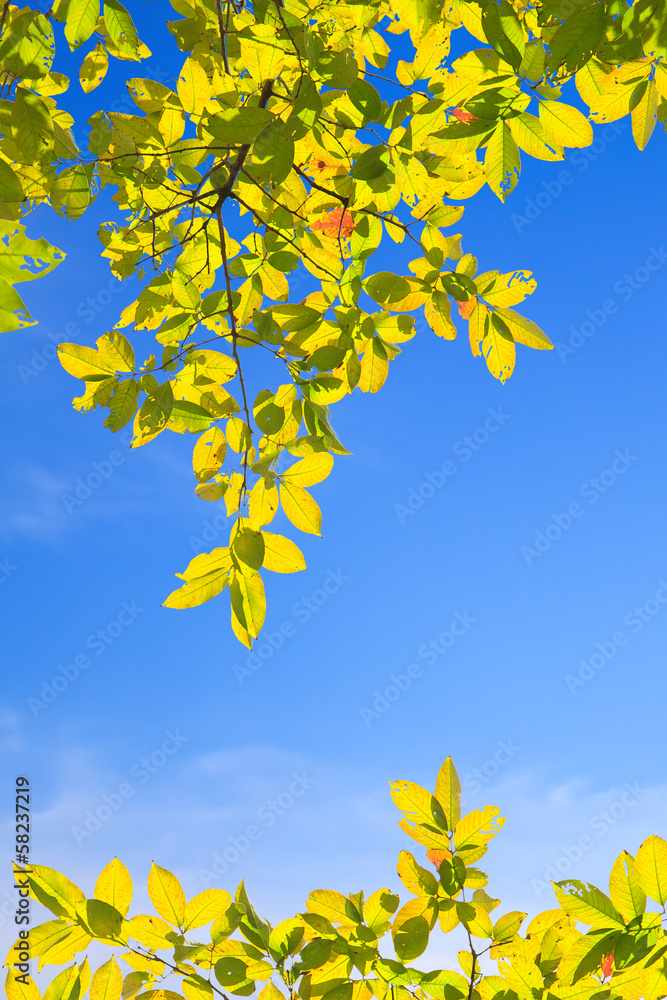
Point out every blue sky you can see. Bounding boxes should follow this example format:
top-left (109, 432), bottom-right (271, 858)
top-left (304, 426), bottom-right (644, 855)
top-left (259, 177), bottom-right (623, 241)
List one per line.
top-left (3, 4), bottom-right (667, 975)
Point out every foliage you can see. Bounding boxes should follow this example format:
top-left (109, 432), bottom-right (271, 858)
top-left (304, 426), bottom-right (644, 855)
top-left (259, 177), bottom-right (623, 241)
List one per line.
top-left (7, 758), bottom-right (667, 1000)
top-left (2, 0), bottom-right (666, 640)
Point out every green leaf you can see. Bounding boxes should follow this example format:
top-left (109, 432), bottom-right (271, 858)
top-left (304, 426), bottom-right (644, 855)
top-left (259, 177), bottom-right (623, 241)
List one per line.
top-left (481, 1), bottom-right (524, 69)
top-left (103, 0), bottom-right (138, 48)
top-left (231, 527), bottom-right (265, 576)
top-left (252, 120), bottom-right (294, 185)
top-left (75, 898), bottom-right (124, 939)
top-left (203, 107), bottom-right (274, 144)
top-left (546, 4), bottom-right (606, 77)
top-left (11, 88), bottom-right (53, 163)
top-left (0, 160), bottom-right (24, 203)
top-left (485, 122), bottom-right (520, 202)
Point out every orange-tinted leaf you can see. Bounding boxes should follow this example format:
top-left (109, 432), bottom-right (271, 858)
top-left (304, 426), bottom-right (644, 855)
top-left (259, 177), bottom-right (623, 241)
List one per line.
top-left (312, 209), bottom-right (355, 238)
top-left (451, 108), bottom-right (477, 123)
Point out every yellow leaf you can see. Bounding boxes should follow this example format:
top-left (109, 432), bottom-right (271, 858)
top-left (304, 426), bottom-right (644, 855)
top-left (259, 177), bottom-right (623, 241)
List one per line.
top-left (147, 863), bottom-right (186, 927)
top-left (59, 332), bottom-right (134, 380)
top-left (226, 416), bottom-right (251, 453)
top-left (127, 915), bottom-right (174, 951)
top-left (28, 865), bottom-right (86, 920)
top-left (5, 970), bottom-right (41, 1000)
top-left (231, 605), bottom-right (253, 649)
top-left (229, 569), bottom-right (266, 638)
top-left (282, 453), bottom-right (334, 487)
top-left (631, 79), bottom-right (657, 151)
top-left (454, 806), bottom-right (505, 863)
top-left (634, 835), bottom-right (667, 904)
top-left (256, 984), bottom-right (285, 1000)
top-left (456, 901), bottom-right (492, 938)
top-left (182, 978), bottom-right (214, 1000)
top-left (481, 317), bottom-right (515, 383)
top-left (494, 307), bottom-right (552, 350)
top-left (609, 851), bottom-right (646, 922)
top-left (90, 958), bottom-right (122, 1000)
top-left (79, 43), bottom-right (108, 93)
top-left (193, 426), bottom-right (226, 482)
top-left (280, 482), bottom-right (322, 535)
top-left (163, 570), bottom-right (230, 610)
top-left (538, 101), bottom-right (593, 148)
top-left (183, 890), bottom-right (232, 931)
top-left (358, 338), bottom-right (389, 392)
top-left (158, 107), bottom-right (185, 145)
top-left (95, 859), bottom-right (133, 918)
top-left (425, 291), bottom-right (456, 340)
top-left (261, 532), bottom-right (306, 573)
top-left (435, 757), bottom-right (461, 830)
top-left (507, 113), bottom-right (564, 161)
top-left (177, 56), bottom-right (212, 116)
top-left (43, 966), bottom-right (80, 1000)
top-left (248, 477), bottom-right (279, 529)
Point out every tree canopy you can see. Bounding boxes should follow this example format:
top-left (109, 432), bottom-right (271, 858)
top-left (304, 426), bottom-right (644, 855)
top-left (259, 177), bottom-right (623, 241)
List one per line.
top-left (2, 0), bottom-right (665, 643)
top-left (9, 758), bottom-right (667, 1000)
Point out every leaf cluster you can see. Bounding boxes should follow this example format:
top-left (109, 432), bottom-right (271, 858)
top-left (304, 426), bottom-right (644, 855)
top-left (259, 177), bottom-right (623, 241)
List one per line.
top-left (8, 759), bottom-right (667, 1000)
top-left (1, 0), bottom-right (665, 639)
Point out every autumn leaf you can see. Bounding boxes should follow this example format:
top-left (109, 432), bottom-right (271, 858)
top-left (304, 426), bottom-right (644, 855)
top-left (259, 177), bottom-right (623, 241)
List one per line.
top-left (451, 108), bottom-right (478, 123)
top-left (457, 295), bottom-right (477, 319)
top-left (312, 208), bottom-right (355, 238)
top-left (601, 952), bottom-right (614, 978)
top-left (426, 849), bottom-right (450, 869)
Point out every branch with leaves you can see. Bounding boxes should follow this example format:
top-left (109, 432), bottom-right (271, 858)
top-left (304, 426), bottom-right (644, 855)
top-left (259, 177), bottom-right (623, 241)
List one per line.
top-left (1, 0), bottom-right (665, 642)
top-left (7, 758), bottom-right (667, 1000)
